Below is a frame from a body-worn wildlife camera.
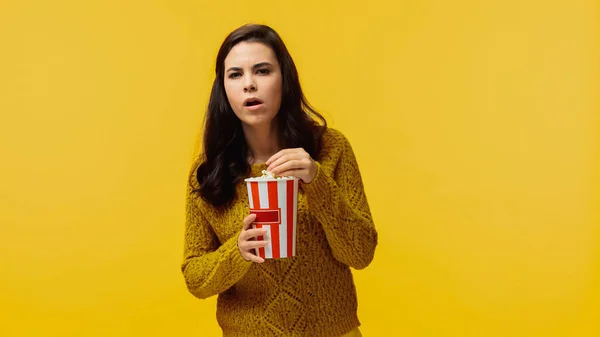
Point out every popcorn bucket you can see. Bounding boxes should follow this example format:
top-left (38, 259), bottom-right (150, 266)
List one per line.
top-left (244, 177), bottom-right (299, 259)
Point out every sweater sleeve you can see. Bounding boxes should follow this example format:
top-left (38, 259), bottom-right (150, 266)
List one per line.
top-left (302, 132), bottom-right (378, 270)
top-left (181, 179), bottom-right (252, 299)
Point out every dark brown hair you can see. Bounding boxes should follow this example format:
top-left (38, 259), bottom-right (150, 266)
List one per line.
top-left (193, 24), bottom-right (327, 206)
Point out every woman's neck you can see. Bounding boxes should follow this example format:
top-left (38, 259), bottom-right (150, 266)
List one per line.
top-left (243, 123), bottom-right (280, 165)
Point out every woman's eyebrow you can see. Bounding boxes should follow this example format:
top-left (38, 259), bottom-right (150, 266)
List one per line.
top-left (252, 62), bottom-right (272, 69)
top-left (226, 62), bottom-right (273, 73)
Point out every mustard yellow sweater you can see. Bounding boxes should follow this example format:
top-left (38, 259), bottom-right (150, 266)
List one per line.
top-left (181, 128), bottom-right (378, 337)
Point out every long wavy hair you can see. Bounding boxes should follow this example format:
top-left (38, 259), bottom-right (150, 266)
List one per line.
top-left (192, 24), bottom-right (327, 207)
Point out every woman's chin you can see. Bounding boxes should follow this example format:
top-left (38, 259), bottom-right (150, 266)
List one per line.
top-left (241, 115), bottom-right (276, 128)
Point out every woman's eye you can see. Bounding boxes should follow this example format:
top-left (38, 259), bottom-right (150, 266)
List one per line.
top-left (228, 72), bottom-right (241, 79)
top-left (257, 68), bottom-right (270, 75)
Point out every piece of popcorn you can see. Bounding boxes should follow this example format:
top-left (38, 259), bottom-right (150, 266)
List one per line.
top-left (261, 170), bottom-right (275, 179)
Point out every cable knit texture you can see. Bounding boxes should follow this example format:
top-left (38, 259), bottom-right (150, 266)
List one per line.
top-left (181, 128), bottom-right (378, 337)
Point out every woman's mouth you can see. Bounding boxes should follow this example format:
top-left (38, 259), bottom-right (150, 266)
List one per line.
top-left (244, 98), bottom-right (264, 110)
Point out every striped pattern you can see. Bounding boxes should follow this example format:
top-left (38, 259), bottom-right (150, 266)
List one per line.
top-left (246, 178), bottom-right (298, 259)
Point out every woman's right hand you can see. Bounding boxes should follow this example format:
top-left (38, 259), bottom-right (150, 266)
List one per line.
top-left (238, 213), bottom-right (268, 263)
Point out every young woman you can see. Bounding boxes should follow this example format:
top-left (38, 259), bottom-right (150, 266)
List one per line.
top-left (182, 23), bottom-right (378, 337)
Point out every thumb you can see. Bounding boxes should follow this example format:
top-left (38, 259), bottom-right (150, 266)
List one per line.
top-left (243, 213), bottom-right (257, 230)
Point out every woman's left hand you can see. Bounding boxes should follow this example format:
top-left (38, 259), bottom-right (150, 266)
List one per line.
top-left (266, 148), bottom-right (318, 183)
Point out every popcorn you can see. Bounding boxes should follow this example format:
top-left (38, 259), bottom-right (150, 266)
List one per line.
top-left (245, 170), bottom-right (297, 181)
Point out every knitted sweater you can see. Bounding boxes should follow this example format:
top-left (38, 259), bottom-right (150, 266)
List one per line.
top-left (181, 128), bottom-right (378, 337)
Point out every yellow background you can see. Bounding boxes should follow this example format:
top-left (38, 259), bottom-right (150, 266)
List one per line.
top-left (1, 0), bottom-right (598, 336)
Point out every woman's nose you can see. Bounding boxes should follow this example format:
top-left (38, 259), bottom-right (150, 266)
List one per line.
top-left (243, 76), bottom-right (256, 92)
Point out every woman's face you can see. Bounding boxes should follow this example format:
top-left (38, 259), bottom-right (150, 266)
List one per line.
top-left (223, 41), bottom-right (283, 128)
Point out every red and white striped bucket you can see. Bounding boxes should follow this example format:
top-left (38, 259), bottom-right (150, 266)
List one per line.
top-left (244, 177), bottom-right (299, 259)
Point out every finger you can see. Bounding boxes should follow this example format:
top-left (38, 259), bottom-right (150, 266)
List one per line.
top-left (239, 227), bottom-right (267, 243)
top-left (245, 253), bottom-right (265, 264)
top-left (270, 159), bottom-right (305, 175)
top-left (269, 151), bottom-right (310, 173)
top-left (266, 148), bottom-right (303, 166)
top-left (242, 214), bottom-right (257, 230)
top-left (245, 228), bottom-right (268, 239)
top-left (265, 149), bottom-right (293, 166)
top-left (267, 153), bottom-right (296, 173)
top-left (244, 240), bottom-right (269, 250)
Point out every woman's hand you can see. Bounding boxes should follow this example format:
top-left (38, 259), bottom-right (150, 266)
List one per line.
top-left (237, 214), bottom-right (268, 263)
top-left (266, 148), bottom-right (318, 183)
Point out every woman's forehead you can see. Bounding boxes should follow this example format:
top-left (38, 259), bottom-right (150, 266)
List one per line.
top-left (225, 42), bottom-right (277, 67)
